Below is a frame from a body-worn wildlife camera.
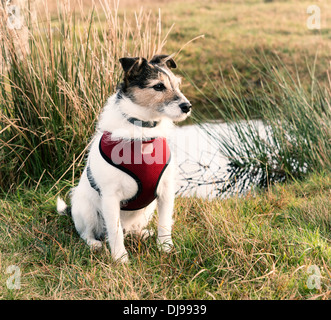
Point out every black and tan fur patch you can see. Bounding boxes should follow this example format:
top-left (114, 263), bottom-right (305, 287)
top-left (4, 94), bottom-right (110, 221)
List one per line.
top-left (119, 55), bottom-right (182, 109)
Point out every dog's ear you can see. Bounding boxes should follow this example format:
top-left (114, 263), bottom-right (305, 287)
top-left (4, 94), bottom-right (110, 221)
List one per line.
top-left (119, 57), bottom-right (139, 73)
top-left (149, 54), bottom-right (177, 69)
top-left (119, 57), bottom-right (148, 75)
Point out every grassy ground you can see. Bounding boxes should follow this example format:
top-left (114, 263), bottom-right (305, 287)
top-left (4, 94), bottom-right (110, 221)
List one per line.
top-left (41, 0), bottom-right (331, 106)
top-left (0, 0), bottom-right (330, 300)
top-left (116, 0), bottom-right (331, 106)
top-left (0, 172), bottom-right (330, 300)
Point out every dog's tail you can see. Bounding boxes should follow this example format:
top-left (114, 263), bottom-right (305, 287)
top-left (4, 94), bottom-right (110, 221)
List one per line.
top-left (56, 197), bottom-right (71, 216)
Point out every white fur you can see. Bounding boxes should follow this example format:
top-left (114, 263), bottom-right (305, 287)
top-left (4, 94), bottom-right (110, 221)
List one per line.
top-left (58, 89), bottom-right (189, 263)
top-left (56, 197), bottom-right (68, 215)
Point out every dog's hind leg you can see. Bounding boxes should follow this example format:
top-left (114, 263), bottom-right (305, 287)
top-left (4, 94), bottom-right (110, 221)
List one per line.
top-left (71, 188), bottom-right (103, 251)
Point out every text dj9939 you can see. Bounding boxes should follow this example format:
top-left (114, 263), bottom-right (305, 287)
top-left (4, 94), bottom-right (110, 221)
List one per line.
top-left (167, 304), bottom-right (207, 316)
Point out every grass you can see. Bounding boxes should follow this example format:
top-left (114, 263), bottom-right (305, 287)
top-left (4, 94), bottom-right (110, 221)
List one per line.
top-left (0, 172), bottom-right (330, 299)
top-left (1, 0), bottom-right (330, 190)
top-left (59, 0), bottom-right (331, 107)
top-left (11, 0), bottom-right (331, 106)
top-left (0, 1), bottom-right (171, 190)
top-left (193, 53), bottom-right (331, 194)
top-left (127, 0), bottom-right (331, 106)
top-left (0, 0), bottom-right (330, 300)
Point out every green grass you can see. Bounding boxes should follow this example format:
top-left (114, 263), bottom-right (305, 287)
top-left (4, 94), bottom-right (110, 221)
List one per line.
top-left (193, 52), bottom-right (331, 193)
top-left (136, 0), bottom-right (331, 106)
top-left (0, 172), bottom-right (330, 299)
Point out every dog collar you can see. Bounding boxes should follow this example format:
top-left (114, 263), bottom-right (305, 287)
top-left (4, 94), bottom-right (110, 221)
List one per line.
top-left (121, 112), bottom-right (159, 128)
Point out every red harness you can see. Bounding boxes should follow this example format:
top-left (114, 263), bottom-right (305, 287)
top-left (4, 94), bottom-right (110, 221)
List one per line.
top-left (89, 131), bottom-right (171, 211)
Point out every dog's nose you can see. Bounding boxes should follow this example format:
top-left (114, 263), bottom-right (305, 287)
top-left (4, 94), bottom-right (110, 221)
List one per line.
top-left (179, 102), bottom-right (192, 113)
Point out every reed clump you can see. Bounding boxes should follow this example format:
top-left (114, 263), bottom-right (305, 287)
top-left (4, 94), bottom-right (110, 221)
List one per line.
top-left (194, 53), bottom-right (331, 193)
top-left (0, 0), bottom-right (170, 190)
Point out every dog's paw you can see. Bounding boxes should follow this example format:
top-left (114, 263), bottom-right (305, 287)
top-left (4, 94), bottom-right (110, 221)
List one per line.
top-left (113, 250), bottom-right (129, 264)
top-left (141, 228), bottom-right (155, 240)
top-left (157, 237), bottom-right (173, 253)
top-left (88, 239), bottom-right (103, 252)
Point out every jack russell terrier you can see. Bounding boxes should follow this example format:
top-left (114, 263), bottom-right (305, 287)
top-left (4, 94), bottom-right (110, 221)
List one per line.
top-left (57, 54), bottom-right (191, 263)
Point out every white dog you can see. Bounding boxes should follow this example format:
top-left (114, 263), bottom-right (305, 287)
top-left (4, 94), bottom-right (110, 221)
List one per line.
top-left (57, 54), bottom-right (191, 263)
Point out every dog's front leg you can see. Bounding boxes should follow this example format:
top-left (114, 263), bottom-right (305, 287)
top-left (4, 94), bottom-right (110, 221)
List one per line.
top-left (101, 195), bottom-right (128, 263)
top-left (157, 182), bottom-right (175, 252)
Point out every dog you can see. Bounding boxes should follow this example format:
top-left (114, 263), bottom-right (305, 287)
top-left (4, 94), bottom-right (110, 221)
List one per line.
top-left (57, 54), bottom-right (191, 263)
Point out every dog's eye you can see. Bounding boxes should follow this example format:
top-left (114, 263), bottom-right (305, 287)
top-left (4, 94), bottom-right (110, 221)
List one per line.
top-left (152, 83), bottom-right (166, 91)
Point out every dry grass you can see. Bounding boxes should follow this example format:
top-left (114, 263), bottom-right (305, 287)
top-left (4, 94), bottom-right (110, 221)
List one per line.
top-left (0, 172), bottom-right (330, 299)
top-left (0, 0), bottom-right (173, 190)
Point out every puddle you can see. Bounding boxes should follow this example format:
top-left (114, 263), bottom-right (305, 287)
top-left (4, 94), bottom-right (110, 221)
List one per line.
top-left (168, 120), bottom-right (267, 199)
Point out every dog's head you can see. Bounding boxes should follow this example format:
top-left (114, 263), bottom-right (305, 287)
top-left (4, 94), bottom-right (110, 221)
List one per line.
top-left (119, 54), bottom-right (191, 122)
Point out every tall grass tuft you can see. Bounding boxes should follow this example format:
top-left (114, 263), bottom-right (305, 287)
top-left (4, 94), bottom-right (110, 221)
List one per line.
top-left (0, 0), bottom-right (171, 191)
top-left (194, 53), bottom-right (331, 193)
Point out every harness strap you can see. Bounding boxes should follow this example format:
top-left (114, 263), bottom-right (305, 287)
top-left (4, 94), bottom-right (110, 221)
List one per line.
top-left (87, 164), bottom-right (101, 196)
